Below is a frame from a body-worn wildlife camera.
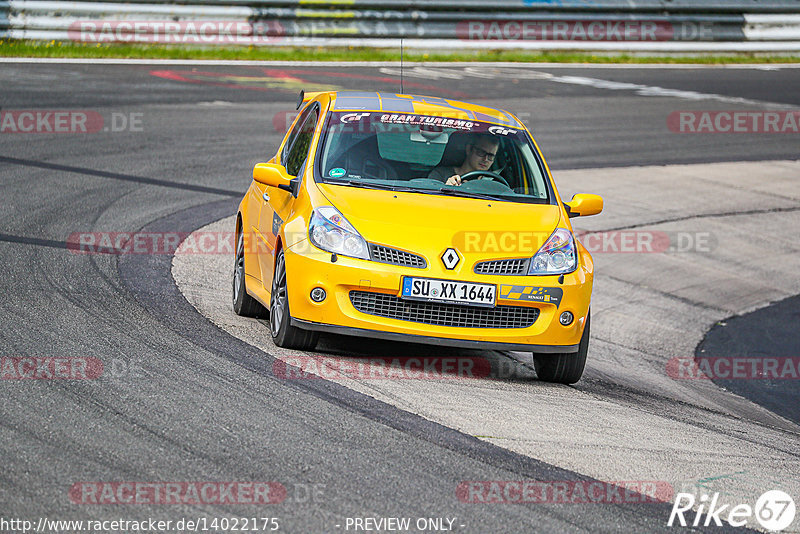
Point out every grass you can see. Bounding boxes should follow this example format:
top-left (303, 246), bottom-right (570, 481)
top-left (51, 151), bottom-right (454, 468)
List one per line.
top-left (1, 39), bottom-right (799, 64)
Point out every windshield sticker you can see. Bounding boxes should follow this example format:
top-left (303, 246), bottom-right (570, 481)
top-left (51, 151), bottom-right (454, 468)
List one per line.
top-left (330, 112), bottom-right (522, 137)
top-left (379, 114), bottom-right (476, 131)
top-left (340, 112), bottom-right (371, 123)
top-left (488, 126), bottom-right (517, 136)
top-left (329, 168), bottom-right (347, 178)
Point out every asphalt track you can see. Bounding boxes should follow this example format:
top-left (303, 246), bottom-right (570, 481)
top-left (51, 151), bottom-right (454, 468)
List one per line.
top-left (1, 61), bottom-right (799, 533)
top-left (698, 293), bottom-right (800, 426)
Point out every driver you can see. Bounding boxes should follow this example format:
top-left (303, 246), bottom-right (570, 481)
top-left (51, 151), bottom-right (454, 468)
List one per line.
top-left (428, 134), bottom-right (499, 186)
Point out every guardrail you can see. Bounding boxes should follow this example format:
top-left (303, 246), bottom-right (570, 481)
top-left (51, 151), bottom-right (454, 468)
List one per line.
top-left (2, 1), bottom-right (800, 52)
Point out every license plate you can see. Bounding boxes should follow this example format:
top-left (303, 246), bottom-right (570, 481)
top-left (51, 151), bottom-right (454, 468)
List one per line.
top-left (401, 277), bottom-right (496, 307)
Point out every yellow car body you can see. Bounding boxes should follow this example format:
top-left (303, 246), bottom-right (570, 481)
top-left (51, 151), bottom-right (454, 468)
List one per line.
top-left (233, 90), bottom-right (603, 383)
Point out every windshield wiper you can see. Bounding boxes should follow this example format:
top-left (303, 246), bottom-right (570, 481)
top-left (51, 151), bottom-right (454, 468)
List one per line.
top-left (325, 179), bottom-right (506, 199)
top-left (325, 179), bottom-right (401, 191)
top-left (326, 179), bottom-right (432, 195)
top-left (434, 188), bottom-right (504, 201)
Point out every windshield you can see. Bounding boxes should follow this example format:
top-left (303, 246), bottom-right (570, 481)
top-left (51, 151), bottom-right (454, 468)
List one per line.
top-left (318, 111), bottom-right (551, 204)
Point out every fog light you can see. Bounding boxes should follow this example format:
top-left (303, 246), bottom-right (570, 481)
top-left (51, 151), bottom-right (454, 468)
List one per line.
top-left (559, 311), bottom-right (574, 326)
top-left (310, 287), bottom-right (326, 303)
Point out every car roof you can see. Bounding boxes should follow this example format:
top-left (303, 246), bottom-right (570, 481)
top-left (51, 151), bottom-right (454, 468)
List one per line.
top-left (328, 91), bottom-right (524, 129)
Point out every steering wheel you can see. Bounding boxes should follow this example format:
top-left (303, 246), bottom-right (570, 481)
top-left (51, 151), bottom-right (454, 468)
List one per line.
top-left (460, 170), bottom-right (510, 188)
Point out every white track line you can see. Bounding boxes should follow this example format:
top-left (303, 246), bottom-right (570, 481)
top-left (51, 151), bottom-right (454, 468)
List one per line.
top-left (1, 57), bottom-right (800, 68)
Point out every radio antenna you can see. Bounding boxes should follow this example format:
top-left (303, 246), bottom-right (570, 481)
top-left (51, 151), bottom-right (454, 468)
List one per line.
top-left (400, 37), bottom-right (404, 94)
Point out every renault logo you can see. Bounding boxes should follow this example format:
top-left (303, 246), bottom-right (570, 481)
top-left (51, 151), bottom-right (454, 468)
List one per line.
top-left (441, 248), bottom-right (460, 270)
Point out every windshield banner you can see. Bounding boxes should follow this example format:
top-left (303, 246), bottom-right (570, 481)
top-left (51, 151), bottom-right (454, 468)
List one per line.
top-left (330, 112), bottom-right (520, 137)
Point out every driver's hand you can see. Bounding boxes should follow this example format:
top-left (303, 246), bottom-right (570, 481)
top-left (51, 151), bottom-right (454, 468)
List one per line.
top-left (445, 175), bottom-right (462, 186)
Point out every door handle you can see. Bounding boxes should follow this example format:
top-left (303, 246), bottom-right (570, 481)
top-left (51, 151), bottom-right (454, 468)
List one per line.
top-left (262, 192), bottom-right (270, 202)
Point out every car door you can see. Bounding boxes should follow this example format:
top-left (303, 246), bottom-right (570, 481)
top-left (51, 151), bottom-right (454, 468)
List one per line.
top-left (257, 103), bottom-right (320, 290)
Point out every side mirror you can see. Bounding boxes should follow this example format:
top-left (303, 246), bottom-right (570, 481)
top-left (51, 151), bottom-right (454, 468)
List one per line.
top-left (565, 194), bottom-right (603, 218)
top-left (253, 163), bottom-right (293, 192)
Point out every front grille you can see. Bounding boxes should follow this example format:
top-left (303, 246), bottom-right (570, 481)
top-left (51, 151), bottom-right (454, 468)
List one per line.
top-left (370, 244), bottom-right (427, 269)
top-left (349, 291), bottom-right (539, 329)
top-left (474, 258), bottom-right (529, 276)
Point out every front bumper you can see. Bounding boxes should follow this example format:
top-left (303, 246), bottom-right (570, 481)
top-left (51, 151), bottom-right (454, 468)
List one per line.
top-left (291, 319), bottom-right (578, 353)
top-left (283, 240), bottom-right (592, 353)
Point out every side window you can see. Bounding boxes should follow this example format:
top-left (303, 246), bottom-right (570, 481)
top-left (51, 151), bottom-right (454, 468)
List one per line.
top-left (283, 105), bottom-right (319, 177)
top-left (280, 108), bottom-right (306, 164)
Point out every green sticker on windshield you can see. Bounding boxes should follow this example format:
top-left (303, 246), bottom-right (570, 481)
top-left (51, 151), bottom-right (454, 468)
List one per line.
top-left (329, 168), bottom-right (346, 178)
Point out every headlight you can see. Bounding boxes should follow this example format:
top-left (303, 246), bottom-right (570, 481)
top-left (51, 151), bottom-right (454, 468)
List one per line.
top-left (308, 206), bottom-right (370, 260)
top-left (527, 228), bottom-right (577, 275)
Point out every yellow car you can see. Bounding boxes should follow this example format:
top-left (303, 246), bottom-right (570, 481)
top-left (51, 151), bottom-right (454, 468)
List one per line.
top-left (233, 91), bottom-right (602, 384)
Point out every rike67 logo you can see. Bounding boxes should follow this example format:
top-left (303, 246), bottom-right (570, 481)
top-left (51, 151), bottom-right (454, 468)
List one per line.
top-left (668, 490), bottom-right (795, 531)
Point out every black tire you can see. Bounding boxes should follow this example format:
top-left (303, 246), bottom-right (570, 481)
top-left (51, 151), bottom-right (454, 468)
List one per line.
top-left (232, 225), bottom-right (268, 318)
top-left (270, 249), bottom-right (319, 351)
top-left (533, 313), bottom-right (590, 385)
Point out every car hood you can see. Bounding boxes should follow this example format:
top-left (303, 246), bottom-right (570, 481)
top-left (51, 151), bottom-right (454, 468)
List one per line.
top-left (317, 184), bottom-right (564, 264)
